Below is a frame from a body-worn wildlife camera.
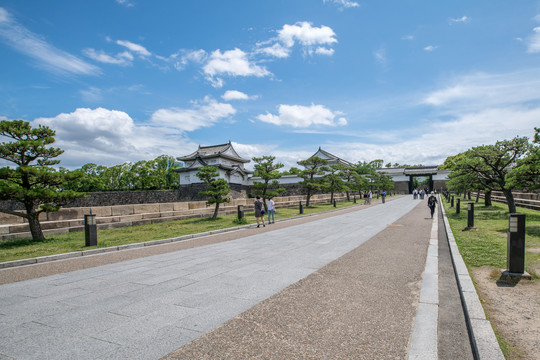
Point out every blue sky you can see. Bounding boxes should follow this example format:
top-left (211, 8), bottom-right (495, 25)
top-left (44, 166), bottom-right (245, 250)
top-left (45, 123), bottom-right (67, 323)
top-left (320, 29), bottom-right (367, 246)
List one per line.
top-left (1, 0), bottom-right (539, 170)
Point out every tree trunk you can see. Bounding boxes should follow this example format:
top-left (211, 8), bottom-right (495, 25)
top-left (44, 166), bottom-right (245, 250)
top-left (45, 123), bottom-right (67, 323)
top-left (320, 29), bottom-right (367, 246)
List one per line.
top-left (306, 190), bottom-right (312, 207)
top-left (330, 191), bottom-right (334, 204)
top-left (27, 211), bottom-right (45, 241)
top-left (212, 203), bottom-right (220, 220)
top-left (346, 190), bottom-right (350, 201)
top-left (502, 189), bottom-right (517, 214)
top-left (475, 191), bottom-right (480, 203)
top-left (485, 190), bottom-right (492, 207)
top-left (468, 192), bottom-right (471, 200)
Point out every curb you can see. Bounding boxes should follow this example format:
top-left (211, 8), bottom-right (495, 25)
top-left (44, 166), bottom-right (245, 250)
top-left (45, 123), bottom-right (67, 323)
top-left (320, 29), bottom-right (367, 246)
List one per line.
top-left (0, 201), bottom-right (378, 270)
top-left (408, 206), bottom-right (439, 359)
top-left (440, 199), bottom-right (505, 360)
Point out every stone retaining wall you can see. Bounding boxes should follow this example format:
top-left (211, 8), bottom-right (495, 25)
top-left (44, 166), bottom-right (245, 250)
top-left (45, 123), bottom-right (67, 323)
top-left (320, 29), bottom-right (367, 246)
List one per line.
top-left (0, 193), bottom-right (349, 240)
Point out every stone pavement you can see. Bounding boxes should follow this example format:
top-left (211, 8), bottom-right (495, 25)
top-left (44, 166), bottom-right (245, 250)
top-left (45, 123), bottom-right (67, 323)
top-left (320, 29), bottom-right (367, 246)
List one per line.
top-left (0, 196), bottom-right (476, 359)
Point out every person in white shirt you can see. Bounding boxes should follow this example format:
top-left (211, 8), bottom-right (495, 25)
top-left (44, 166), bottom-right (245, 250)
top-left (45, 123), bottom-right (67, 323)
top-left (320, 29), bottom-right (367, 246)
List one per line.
top-left (267, 197), bottom-right (276, 224)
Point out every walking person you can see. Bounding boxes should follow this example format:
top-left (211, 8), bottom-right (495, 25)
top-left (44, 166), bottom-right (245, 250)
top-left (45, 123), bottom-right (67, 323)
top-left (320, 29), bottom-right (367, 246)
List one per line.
top-left (427, 191), bottom-right (438, 219)
top-left (368, 190), bottom-right (373, 205)
top-left (267, 197), bottom-right (276, 224)
top-left (381, 190), bottom-right (386, 204)
top-left (254, 196), bottom-right (265, 227)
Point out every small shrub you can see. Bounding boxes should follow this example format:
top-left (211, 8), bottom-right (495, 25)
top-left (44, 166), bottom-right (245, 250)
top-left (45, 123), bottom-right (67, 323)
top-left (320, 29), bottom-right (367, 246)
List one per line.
top-left (233, 217), bottom-right (248, 225)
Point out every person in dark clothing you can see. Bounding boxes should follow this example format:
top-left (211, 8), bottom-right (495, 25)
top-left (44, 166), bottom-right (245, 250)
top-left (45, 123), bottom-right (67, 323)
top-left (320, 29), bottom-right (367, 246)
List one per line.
top-left (427, 192), bottom-right (438, 219)
top-left (254, 196), bottom-right (265, 228)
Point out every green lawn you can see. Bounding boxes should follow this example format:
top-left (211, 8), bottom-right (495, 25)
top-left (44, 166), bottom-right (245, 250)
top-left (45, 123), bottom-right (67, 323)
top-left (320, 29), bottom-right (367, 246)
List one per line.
top-left (0, 199), bottom-right (366, 263)
top-left (442, 196), bottom-right (540, 276)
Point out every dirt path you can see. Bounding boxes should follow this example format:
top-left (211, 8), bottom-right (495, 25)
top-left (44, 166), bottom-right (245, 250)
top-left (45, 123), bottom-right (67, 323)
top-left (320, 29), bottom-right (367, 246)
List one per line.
top-left (472, 267), bottom-right (540, 360)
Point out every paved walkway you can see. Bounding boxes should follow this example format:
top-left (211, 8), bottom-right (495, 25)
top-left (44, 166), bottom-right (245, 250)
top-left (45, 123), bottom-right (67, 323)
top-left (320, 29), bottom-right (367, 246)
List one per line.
top-left (0, 197), bottom-right (473, 359)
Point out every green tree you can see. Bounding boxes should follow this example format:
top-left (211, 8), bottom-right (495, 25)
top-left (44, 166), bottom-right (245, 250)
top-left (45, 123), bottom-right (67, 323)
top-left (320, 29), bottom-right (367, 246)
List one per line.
top-left (447, 137), bottom-right (531, 213)
top-left (341, 165), bottom-right (361, 200)
top-left (352, 174), bottom-right (369, 197)
top-left (298, 156), bottom-right (329, 207)
top-left (282, 166), bottom-right (302, 175)
top-left (252, 156), bottom-right (285, 208)
top-left (0, 120), bottom-right (85, 241)
top-left (131, 160), bottom-right (161, 190)
top-left (63, 163), bottom-right (106, 192)
top-left (323, 164), bottom-right (348, 203)
top-left (154, 155), bottom-right (181, 189)
top-left (196, 166), bottom-right (231, 220)
top-left (374, 171), bottom-right (394, 192)
top-left (507, 128), bottom-right (540, 191)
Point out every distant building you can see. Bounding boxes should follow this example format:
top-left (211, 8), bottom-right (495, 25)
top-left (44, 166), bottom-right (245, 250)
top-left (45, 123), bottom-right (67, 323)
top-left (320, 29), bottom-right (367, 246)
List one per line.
top-left (300, 147), bottom-right (354, 167)
top-left (176, 142), bottom-right (253, 185)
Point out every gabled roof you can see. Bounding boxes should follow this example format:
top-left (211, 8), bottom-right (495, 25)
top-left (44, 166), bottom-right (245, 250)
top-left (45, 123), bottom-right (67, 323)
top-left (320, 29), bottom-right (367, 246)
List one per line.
top-left (303, 147), bottom-right (354, 167)
top-left (177, 141), bottom-right (250, 163)
top-left (403, 166), bottom-right (439, 175)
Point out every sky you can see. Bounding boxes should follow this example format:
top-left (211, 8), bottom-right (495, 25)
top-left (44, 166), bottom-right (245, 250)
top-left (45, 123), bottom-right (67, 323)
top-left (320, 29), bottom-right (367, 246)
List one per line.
top-left (1, 0), bottom-right (539, 171)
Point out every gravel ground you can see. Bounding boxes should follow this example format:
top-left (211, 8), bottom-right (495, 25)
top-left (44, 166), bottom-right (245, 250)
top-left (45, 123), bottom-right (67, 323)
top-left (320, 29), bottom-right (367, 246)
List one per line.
top-left (162, 200), bottom-right (431, 359)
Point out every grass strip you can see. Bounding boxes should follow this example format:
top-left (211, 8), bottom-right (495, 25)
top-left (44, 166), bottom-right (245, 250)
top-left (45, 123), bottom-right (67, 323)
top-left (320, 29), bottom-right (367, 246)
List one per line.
top-left (441, 196), bottom-right (540, 276)
top-left (0, 198), bottom-right (369, 263)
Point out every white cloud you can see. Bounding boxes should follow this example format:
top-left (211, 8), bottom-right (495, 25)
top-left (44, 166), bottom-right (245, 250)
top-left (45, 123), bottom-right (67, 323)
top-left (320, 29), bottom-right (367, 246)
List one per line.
top-left (374, 46), bottom-right (387, 65)
top-left (526, 27), bottom-right (540, 53)
top-left (0, 7), bottom-right (99, 76)
top-left (116, 40), bottom-right (151, 57)
top-left (402, 35), bottom-right (414, 40)
top-left (83, 48), bottom-right (133, 66)
top-left (170, 49), bottom-right (207, 71)
top-left (116, 0), bottom-right (134, 7)
top-left (320, 106), bottom-right (539, 167)
top-left (80, 87), bottom-right (103, 102)
top-left (222, 90), bottom-right (257, 101)
top-left (424, 45), bottom-right (438, 51)
top-left (258, 21), bottom-right (338, 58)
top-left (257, 104), bottom-right (347, 128)
top-left (278, 21), bottom-right (337, 49)
top-left (256, 42), bottom-right (291, 58)
top-left (150, 97), bottom-right (236, 131)
top-left (315, 47), bottom-right (334, 56)
top-left (33, 107), bottom-right (195, 167)
top-left (203, 48), bottom-right (270, 87)
top-left (422, 69), bottom-right (540, 109)
top-left (449, 16), bottom-right (470, 23)
top-left (323, 0), bottom-right (360, 9)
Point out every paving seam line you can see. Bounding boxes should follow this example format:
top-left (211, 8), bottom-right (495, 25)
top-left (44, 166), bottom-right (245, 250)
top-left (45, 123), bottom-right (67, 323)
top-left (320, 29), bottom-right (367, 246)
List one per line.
top-left (440, 198), bottom-right (505, 360)
top-left (0, 201), bottom-right (385, 270)
top-left (408, 206), bottom-right (439, 359)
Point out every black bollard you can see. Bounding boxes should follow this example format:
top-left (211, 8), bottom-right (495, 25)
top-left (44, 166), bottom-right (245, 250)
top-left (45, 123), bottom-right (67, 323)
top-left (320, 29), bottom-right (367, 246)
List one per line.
top-left (237, 205), bottom-right (244, 220)
top-left (299, 201), bottom-right (304, 214)
top-left (353, 196), bottom-right (356, 204)
top-left (451, 196), bottom-right (454, 207)
top-left (84, 214), bottom-right (97, 247)
top-left (333, 199), bottom-right (337, 207)
top-left (507, 214), bottom-right (526, 274)
top-left (467, 203), bottom-right (474, 228)
top-left (456, 198), bottom-right (460, 214)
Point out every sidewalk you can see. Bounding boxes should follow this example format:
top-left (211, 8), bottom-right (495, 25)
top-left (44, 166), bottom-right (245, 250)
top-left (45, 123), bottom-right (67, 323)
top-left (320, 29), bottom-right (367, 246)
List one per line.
top-left (0, 197), bottom-right (473, 359)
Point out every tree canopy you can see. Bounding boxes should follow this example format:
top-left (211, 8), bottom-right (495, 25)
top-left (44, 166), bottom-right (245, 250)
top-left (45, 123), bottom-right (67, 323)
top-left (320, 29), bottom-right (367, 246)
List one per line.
top-left (298, 156), bottom-right (329, 207)
top-left (0, 120), bottom-right (85, 241)
top-left (252, 155), bottom-right (285, 208)
top-left (196, 165), bottom-right (231, 220)
top-left (443, 136), bottom-right (532, 213)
